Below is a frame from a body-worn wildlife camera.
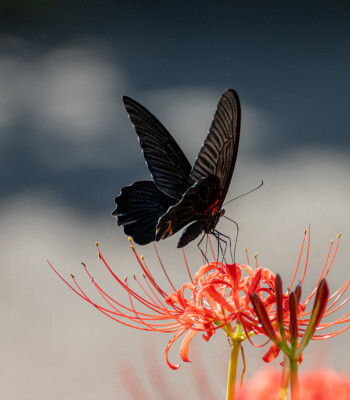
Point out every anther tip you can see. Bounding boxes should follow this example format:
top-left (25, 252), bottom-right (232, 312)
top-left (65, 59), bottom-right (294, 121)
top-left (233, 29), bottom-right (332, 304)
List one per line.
top-left (337, 233), bottom-right (342, 239)
top-left (128, 237), bottom-right (132, 243)
top-left (70, 273), bottom-right (75, 279)
top-left (124, 276), bottom-right (128, 282)
top-left (95, 242), bottom-right (99, 247)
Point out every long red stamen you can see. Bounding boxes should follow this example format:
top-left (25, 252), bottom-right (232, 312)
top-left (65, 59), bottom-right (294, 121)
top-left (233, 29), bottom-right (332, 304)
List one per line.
top-left (288, 229), bottom-right (307, 293)
top-left (245, 248), bottom-right (250, 266)
top-left (124, 277), bottom-right (172, 331)
top-left (152, 242), bottom-right (177, 292)
top-left (133, 273), bottom-right (173, 311)
top-left (299, 226), bottom-right (311, 288)
top-left (312, 321), bottom-right (350, 339)
top-left (128, 242), bottom-right (168, 298)
top-left (323, 280), bottom-right (350, 315)
top-left (182, 248), bottom-right (194, 284)
top-left (325, 233), bottom-right (342, 276)
top-left (304, 234), bottom-right (342, 307)
top-left (82, 272), bottom-right (180, 329)
top-left (254, 253), bottom-right (259, 269)
top-left (208, 236), bottom-right (216, 261)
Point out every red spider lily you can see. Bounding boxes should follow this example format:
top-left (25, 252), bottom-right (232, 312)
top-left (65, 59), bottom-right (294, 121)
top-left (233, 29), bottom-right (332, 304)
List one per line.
top-left (251, 229), bottom-right (350, 364)
top-left (48, 238), bottom-right (276, 370)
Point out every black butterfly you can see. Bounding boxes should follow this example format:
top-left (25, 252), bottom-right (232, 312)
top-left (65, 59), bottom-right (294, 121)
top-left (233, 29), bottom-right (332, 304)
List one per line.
top-left (113, 89), bottom-right (241, 248)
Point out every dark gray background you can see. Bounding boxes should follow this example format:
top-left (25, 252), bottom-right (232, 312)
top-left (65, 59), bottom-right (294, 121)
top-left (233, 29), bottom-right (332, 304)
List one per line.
top-left (1, 1), bottom-right (350, 212)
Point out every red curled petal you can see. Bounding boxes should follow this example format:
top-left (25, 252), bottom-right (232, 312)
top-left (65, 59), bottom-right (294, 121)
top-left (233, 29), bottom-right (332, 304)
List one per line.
top-left (263, 343), bottom-right (280, 363)
top-left (165, 292), bottom-right (179, 306)
top-left (297, 352), bottom-right (303, 366)
top-left (194, 262), bottom-right (217, 282)
top-left (260, 268), bottom-right (276, 288)
top-left (179, 329), bottom-right (199, 363)
top-left (202, 322), bottom-right (215, 341)
top-left (164, 329), bottom-right (187, 370)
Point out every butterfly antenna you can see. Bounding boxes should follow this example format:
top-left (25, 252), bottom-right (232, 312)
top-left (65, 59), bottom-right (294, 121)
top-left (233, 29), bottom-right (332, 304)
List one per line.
top-left (224, 180), bottom-right (263, 206)
top-left (222, 216), bottom-right (239, 262)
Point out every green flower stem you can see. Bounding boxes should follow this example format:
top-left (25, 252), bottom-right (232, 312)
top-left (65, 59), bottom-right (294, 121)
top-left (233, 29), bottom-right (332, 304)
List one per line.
top-left (279, 355), bottom-right (290, 400)
top-left (226, 339), bottom-right (240, 400)
top-left (297, 296), bottom-right (321, 356)
top-left (290, 358), bottom-right (300, 400)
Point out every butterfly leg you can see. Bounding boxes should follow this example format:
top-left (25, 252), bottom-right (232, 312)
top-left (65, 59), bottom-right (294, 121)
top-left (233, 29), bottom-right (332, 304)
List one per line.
top-left (197, 233), bottom-right (210, 265)
top-left (210, 230), bottom-right (227, 264)
top-left (221, 217), bottom-right (240, 263)
top-left (213, 230), bottom-right (235, 264)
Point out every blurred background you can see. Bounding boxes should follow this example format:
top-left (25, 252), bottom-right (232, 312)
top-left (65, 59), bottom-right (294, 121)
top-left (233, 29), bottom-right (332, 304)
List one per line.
top-left (1, 1), bottom-right (349, 399)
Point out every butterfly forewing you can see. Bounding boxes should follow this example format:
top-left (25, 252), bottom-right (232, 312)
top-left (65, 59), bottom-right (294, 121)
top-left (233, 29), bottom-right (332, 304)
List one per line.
top-left (123, 96), bottom-right (192, 200)
top-left (189, 89), bottom-right (240, 202)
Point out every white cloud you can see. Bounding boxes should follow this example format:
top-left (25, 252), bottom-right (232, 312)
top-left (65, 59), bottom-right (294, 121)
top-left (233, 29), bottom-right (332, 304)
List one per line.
top-left (0, 36), bottom-right (130, 170)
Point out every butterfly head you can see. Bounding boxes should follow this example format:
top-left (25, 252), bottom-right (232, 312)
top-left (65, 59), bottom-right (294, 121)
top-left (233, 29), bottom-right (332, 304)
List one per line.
top-left (202, 207), bottom-right (225, 234)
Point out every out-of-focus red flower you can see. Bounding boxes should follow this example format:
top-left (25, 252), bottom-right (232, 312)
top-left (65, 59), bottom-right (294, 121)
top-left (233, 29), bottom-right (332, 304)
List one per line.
top-left (237, 368), bottom-right (350, 400)
top-left (119, 350), bottom-right (350, 400)
top-left (49, 239), bottom-right (276, 369)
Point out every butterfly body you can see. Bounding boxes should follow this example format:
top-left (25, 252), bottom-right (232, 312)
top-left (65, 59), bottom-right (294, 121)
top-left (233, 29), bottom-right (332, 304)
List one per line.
top-left (113, 89), bottom-right (241, 247)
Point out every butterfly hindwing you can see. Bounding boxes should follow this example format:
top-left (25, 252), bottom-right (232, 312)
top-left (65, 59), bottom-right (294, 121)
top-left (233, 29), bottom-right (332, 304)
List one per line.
top-left (155, 175), bottom-right (222, 243)
top-left (113, 181), bottom-right (176, 245)
top-left (177, 221), bottom-right (205, 248)
top-left (123, 96), bottom-right (192, 200)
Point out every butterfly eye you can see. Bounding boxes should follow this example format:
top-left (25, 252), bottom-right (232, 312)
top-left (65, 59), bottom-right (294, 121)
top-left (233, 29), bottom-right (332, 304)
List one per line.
top-left (220, 209), bottom-right (225, 217)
